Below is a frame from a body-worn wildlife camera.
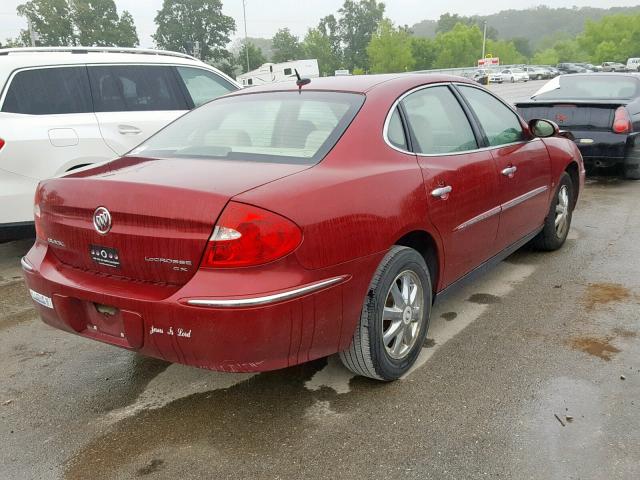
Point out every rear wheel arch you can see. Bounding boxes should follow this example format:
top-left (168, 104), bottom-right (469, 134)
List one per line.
top-left (564, 161), bottom-right (580, 208)
top-left (394, 230), bottom-right (440, 296)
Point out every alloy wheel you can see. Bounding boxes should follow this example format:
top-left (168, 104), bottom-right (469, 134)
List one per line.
top-left (555, 185), bottom-right (570, 238)
top-left (381, 270), bottom-right (424, 360)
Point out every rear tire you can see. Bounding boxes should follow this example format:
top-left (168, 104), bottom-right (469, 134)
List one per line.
top-left (339, 246), bottom-right (432, 381)
top-left (533, 172), bottom-right (574, 251)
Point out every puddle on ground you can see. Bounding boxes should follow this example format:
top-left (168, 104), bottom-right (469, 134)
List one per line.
top-left (467, 293), bottom-right (501, 305)
top-left (440, 312), bottom-right (457, 321)
top-left (568, 336), bottom-right (621, 361)
top-left (584, 283), bottom-right (631, 310)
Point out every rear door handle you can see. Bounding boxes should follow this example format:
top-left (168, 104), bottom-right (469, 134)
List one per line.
top-left (501, 166), bottom-right (517, 177)
top-left (431, 186), bottom-right (452, 198)
top-left (118, 125), bottom-right (142, 135)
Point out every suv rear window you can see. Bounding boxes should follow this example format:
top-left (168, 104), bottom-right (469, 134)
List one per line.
top-left (2, 66), bottom-right (92, 115)
top-left (133, 91), bottom-right (364, 164)
top-left (88, 65), bottom-right (188, 112)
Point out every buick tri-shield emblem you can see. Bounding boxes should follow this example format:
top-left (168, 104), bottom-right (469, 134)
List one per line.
top-left (93, 207), bottom-right (112, 235)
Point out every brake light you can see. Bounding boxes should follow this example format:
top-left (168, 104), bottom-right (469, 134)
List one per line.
top-left (34, 185), bottom-right (44, 240)
top-left (613, 107), bottom-right (632, 134)
top-left (201, 202), bottom-right (302, 268)
top-left (0, 138), bottom-right (5, 150)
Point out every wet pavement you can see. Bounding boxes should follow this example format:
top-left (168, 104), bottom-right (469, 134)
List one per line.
top-left (2, 80), bottom-right (640, 479)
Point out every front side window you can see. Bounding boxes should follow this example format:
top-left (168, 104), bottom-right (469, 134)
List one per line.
top-left (88, 65), bottom-right (188, 112)
top-left (458, 85), bottom-right (524, 147)
top-left (176, 66), bottom-right (236, 107)
top-left (133, 91), bottom-right (364, 164)
top-left (2, 66), bottom-right (91, 115)
top-left (401, 86), bottom-right (478, 155)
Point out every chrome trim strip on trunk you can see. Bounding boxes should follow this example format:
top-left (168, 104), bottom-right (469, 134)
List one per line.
top-left (501, 185), bottom-right (549, 211)
top-left (186, 275), bottom-right (348, 308)
top-left (21, 256), bottom-right (34, 272)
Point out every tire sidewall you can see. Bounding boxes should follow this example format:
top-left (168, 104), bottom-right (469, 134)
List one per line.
top-left (547, 173), bottom-right (574, 247)
top-left (367, 249), bottom-right (432, 380)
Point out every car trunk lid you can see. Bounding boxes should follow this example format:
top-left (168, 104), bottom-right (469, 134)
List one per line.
top-left (516, 100), bottom-right (626, 131)
top-left (37, 156), bottom-right (308, 285)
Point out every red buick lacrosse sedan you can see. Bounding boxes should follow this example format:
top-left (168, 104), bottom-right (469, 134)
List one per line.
top-left (22, 74), bottom-right (584, 380)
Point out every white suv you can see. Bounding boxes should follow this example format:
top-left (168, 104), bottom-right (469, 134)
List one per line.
top-left (0, 47), bottom-right (239, 240)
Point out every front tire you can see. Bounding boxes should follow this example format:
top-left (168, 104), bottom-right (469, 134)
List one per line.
top-left (533, 172), bottom-right (574, 251)
top-left (340, 246), bottom-right (432, 381)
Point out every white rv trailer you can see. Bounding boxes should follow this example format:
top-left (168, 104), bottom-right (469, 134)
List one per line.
top-left (236, 59), bottom-right (319, 87)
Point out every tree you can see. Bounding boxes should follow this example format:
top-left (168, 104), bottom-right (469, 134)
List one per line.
top-left (485, 39), bottom-right (526, 65)
top-left (367, 20), bottom-right (414, 73)
top-left (338, 0), bottom-right (385, 71)
top-left (578, 14), bottom-right (640, 63)
top-left (436, 13), bottom-right (468, 34)
top-left (71, 1), bottom-right (138, 47)
top-left (411, 37), bottom-right (437, 70)
top-left (433, 23), bottom-right (483, 68)
top-left (271, 28), bottom-right (302, 62)
top-left (237, 42), bottom-right (266, 74)
top-left (154, 0), bottom-right (235, 62)
top-left (511, 37), bottom-right (533, 59)
top-left (532, 48), bottom-right (559, 66)
top-left (302, 27), bottom-right (342, 76)
top-left (16, 0), bottom-right (75, 46)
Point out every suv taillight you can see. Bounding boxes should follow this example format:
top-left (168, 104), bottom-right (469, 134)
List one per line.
top-left (200, 202), bottom-right (302, 269)
top-left (613, 107), bottom-right (632, 134)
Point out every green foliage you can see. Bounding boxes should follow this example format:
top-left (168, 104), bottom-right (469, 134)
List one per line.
top-left (154, 0), bottom-right (235, 61)
top-left (511, 37), bottom-right (532, 59)
top-left (17, 0), bottom-right (137, 47)
top-left (338, 0), bottom-right (385, 71)
top-left (485, 39), bottom-right (526, 65)
top-left (411, 37), bottom-right (437, 71)
top-left (271, 28), bottom-right (302, 63)
top-left (433, 23), bottom-right (482, 68)
top-left (578, 14), bottom-right (640, 63)
top-left (16, 0), bottom-right (75, 46)
top-left (302, 28), bottom-right (341, 76)
top-left (352, 67), bottom-right (365, 75)
top-left (367, 19), bottom-right (414, 73)
top-left (72, 0), bottom-right (138, 47)
top-left (531, 48), bottom-right (559, 66)
top-left (237, 42), bottom-right (267, 74)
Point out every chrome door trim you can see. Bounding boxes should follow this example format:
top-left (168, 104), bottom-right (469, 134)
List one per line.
top-left (185, 275), bottom-right (348, 308)
top-left (501, 185), bottom-right (549, 211)
top-left (454, 206), bottom-right (501, 232)
top-left (454, 185), bottom-right (549, 231)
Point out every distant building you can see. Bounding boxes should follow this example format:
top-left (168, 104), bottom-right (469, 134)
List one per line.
top-left (237, 59), bottom-right (319, 87)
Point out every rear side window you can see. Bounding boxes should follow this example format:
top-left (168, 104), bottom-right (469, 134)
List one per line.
top-left (176, 66), bottom-right (236, 107)
top-left (88, 65), bottom-right (188, 112)
top-left (458, 85), bottom-right (524, 147)
top-left (387, 108), bottom-right (408, 150)
top-left (2, 66), bottom-right (91, 115)
top-left (401, 86), bottom-right (478, 155)
top-left (133, 91), bottom-right (364, 165)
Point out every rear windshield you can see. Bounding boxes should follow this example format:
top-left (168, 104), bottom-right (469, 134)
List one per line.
top-left (534, 75), bottom-right (640, 100)
top-left (132, 91), bottom-right (364, 164)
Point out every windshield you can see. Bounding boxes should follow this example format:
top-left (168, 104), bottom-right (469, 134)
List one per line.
top-left (534, 75), bottom-right (640, 100)
top-left (132, 91), bottom-right (364, 164)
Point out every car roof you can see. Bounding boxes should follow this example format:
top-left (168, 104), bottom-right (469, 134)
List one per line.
top-left (0, 47), bottom-right (238, 86)
top-left (228, 73), bottom-right (475, 96)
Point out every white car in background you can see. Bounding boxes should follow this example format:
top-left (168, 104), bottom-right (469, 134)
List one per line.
top-left (0, 47), bottom-right (239, 240)
top-left (498, 68), bottom-right (530, 83)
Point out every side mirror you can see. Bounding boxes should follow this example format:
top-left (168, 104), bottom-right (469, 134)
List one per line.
top-left (529, 118), bottom-right (559, 138)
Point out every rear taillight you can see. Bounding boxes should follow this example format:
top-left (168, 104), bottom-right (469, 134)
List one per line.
top-left (0, 138), bottom-right (5, 150)
top-left (34, 185), bottom-right (44, 240)
top-left (200, 202), bottom-right (302, 268)
top-left (613, 107), bottom-right (632, 134)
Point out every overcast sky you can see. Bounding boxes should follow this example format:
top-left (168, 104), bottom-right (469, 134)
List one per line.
top-left (2, 0), bottom-right (639, 47)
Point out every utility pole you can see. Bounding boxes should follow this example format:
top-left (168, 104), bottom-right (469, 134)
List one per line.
top-left (482, 21), bottom-right (487, 59)
top-left (27, 18), bottom-right (38, 47)
top-left (242, 0), bottom-right (250, 73)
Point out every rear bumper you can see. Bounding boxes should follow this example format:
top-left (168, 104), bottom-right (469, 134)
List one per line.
top-left (569, 131), bottom-right (634, 167)
top-left (21, 242), bottom-right (380, 373)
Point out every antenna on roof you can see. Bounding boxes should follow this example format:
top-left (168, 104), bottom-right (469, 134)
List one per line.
top-left (294, 69), bottom-right (311, 93)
